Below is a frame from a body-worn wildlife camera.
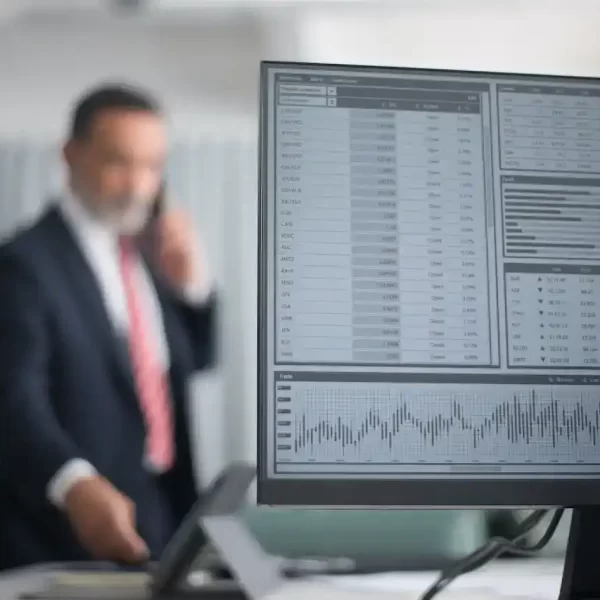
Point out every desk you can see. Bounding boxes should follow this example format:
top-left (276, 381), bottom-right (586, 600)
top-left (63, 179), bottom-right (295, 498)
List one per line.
top-left (0, 563), bottom-right (59, 600)
top-left (0, 564), bottom-right (229, 600)
top-left (0, 559), bottom-right (566, 600)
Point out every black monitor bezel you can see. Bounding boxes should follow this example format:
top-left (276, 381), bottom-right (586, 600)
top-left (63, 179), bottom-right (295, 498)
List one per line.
top-left (257, 60), bottom-right (600, 508)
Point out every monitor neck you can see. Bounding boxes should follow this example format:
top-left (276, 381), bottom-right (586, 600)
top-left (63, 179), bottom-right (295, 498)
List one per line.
top-left (560, 508), bottom-right (600, 600)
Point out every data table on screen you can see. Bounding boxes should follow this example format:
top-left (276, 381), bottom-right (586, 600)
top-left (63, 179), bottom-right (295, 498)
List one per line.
top-left (275, 81), bottom-right (495, 368)
top-left (505, 263), bottom-right (600, 369)
top-left (498, 85), bottom-right (600, 174)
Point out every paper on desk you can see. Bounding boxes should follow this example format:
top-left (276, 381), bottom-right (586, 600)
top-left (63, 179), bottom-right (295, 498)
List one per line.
top-left (320, 560), bottom-right (562, 600)
top-left (266, 580), bottom-right (546, 600)
top-left (52, 572), bottom-right (150, 588)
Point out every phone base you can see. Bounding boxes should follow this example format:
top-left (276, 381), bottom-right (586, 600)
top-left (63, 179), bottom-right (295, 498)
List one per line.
top-left (194, 464), bottom-right (287, 600)
top-left (151, 463), bottom-right (285, 600)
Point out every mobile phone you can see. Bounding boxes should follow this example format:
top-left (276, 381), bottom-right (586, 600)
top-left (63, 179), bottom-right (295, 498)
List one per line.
top-left (137, 182), bottom-right (166, 256)
top-left (150, 181), bottom-right (165, 223)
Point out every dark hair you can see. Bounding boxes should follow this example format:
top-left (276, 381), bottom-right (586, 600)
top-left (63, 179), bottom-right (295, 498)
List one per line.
top-left (69, 83), bottom-right (161, 140)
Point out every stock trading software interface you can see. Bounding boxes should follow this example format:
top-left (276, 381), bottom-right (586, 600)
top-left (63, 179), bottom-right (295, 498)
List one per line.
top-left (259, 63), bottom-right (600, 480)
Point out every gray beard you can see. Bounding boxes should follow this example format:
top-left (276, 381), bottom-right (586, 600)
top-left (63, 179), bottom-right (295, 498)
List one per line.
top-left (79, 194), bottom-right (151, 235)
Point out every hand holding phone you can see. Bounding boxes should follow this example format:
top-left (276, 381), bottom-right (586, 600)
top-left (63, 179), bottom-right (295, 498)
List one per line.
top-left (155, 211), bottom-right (199, 292)
top-left (143, 184), bottom-right (200, 294)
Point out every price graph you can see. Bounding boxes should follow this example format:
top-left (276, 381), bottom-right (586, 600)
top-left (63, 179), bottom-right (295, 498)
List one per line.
top-left (274, 382), bottom-right (600, 466)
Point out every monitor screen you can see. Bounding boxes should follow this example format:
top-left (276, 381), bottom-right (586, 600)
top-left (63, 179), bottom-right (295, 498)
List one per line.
top-left (257, 61), bottom-right (600, 507)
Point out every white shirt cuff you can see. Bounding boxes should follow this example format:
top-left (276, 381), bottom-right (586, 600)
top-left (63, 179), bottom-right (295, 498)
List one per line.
top-left (47, 459), bottom-right (98, 508)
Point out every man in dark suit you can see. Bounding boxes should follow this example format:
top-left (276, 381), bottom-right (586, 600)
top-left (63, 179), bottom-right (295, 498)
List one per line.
top-left (0, 84), bottom-right (216, 569)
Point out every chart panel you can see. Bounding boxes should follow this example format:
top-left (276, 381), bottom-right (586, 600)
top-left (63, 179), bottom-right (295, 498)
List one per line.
top-left (274, 372), bottom-right (600, 475)
top-left (501, 175), bottom-right (600, 259)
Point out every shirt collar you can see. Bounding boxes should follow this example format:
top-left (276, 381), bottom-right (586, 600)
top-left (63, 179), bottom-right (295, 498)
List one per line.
top-left (59, 190), bottom-right (118, 250)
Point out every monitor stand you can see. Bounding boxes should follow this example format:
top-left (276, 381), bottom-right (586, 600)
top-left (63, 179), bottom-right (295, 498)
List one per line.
top-left (559, 508), bottom-right (600, 600)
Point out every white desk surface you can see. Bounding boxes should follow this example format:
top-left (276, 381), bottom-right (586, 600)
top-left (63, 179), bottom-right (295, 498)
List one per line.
top-left (318, 557), bottom-right (565, 600)
top-left (0, 558), bottom-right (566, 600)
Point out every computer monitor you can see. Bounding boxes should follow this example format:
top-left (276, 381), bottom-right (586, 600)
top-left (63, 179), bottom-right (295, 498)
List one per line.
top-left (257, 60), bottom-right (600, 507)
top-left (256, 61), bottom-right (600, 597)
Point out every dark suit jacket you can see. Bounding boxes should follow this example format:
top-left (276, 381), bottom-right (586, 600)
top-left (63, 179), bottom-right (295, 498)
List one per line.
top-left (0, 206), bottom-right (216, 570)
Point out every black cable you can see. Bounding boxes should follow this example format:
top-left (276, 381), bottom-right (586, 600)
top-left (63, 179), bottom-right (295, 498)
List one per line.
top-left (419, 508), bottom-right (564, 600)
top-left (424, 510), bottom-right (548, 587)
top-left (442, 509), bottom-right (563, 579)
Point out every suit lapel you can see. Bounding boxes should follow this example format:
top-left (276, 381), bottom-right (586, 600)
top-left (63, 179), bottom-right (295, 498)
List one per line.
top-left (44, 207), bottom-right (137, 396)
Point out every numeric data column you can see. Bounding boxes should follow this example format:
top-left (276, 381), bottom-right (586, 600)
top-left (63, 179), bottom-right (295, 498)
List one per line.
top-left (349, 110), bottom-right (401, 363)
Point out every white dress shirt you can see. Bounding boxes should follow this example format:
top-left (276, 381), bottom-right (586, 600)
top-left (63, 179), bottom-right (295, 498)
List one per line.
top-left (47, 193), bottom-right (212, 508)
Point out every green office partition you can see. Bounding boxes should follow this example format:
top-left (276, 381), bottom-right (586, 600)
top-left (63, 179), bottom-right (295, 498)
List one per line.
top-left (241, 507), bottom-right (487, 563)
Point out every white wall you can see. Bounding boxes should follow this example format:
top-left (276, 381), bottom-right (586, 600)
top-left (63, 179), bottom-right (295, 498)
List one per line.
top-left (297, 0), bottom-right (600, 75)
top-left (3, 1), bottom-right (600, 135)
top-left (0, 18), bottom-right (261, 138)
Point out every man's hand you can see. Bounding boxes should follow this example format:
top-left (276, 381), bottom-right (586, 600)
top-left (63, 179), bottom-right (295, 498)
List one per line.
top-left (155, 210), bottom-right (202, 293)
top-left (64, 475), bottom-right (149, 564)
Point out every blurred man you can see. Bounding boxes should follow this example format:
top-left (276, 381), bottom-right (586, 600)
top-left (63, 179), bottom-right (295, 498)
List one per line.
top-left (0, 84), bottom-right (216, 569)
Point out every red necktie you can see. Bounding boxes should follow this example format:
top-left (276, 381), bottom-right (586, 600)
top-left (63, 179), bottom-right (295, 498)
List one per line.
top-left (118, 237), bottom-right (174, 470)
